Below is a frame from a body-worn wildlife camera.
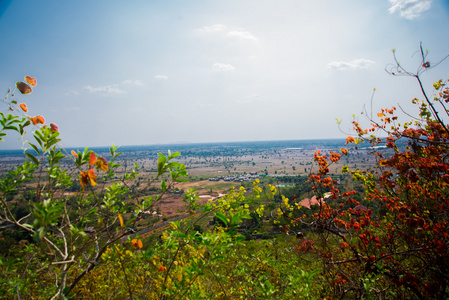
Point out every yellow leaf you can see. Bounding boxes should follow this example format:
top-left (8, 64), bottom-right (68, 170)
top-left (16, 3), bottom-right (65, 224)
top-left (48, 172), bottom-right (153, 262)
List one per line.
top-left (95, 157), bottom-right (108, 171)
top-left (118, 214), bottom-right (124, 227)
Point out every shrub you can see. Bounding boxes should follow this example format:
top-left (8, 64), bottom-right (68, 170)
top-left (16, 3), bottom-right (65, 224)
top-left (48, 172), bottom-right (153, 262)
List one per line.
top-left (288, 45), bottom-right (449, 299)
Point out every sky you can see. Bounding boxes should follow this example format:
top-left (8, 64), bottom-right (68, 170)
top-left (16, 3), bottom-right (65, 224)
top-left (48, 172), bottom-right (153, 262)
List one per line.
top-left (0, 0), bottom-right (449, 149)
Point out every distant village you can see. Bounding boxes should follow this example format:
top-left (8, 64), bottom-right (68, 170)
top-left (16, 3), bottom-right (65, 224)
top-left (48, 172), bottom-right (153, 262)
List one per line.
top-left (208, 172), bottom-right (303, 182)
top-left (208, 172), bottom-right (260, 182)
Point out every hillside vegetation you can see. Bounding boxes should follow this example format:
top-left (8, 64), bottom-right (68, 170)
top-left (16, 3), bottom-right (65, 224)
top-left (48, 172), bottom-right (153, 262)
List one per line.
top-left (1, 46), bottom-right (448, 299)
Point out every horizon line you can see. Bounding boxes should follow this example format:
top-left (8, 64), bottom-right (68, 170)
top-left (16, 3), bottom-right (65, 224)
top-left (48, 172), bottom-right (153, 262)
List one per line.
top-left (0, 137), bottom-right (348, 152)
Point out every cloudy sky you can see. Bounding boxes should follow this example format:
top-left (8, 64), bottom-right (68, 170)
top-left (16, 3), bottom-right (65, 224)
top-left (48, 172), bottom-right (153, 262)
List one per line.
top-left (1, 0), bottom-right (448, 149)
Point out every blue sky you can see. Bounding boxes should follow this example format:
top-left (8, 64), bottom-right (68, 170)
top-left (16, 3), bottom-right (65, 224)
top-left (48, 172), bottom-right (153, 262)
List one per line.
top-left (1, 0), bottom-right (448, 149)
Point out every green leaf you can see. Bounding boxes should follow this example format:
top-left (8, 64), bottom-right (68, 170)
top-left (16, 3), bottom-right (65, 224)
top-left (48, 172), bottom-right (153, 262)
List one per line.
top-left (25, 152), bottom-right (39, 165)
top-left (157, 153), bottom-right (167, 175)
top-left (3, 125), bottom-right (19, 132)
top-left (28, 143), bottom-right (40, 155)
top-left (168, 151), bottom-right (181, 159)
top-left (309, 269), bottom-right (320, 279)
top-left (230, 214), bottom-right (242, 225)
top-left (161, 180), bottom-right (167, 191)
top-left (215, 212), bottom-right (228, 227)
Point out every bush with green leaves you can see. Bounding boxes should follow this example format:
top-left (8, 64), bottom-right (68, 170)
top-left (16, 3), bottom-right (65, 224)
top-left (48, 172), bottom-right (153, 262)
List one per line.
top-left (0, 77), bottom-right (319, 299)
top-left (0, 77), bottom-right (192, 298)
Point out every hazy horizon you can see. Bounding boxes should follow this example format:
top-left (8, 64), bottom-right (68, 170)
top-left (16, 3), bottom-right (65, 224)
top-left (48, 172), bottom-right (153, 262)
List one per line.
top-left (0, 137), bottom-right (350, 152)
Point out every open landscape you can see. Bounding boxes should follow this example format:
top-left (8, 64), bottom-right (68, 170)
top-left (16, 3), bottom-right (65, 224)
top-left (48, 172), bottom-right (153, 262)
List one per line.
top-left (1, 1), bottom-right (449, 299)
top-left (2, 74), bottom-right (448, 299)
top-left (0, 138), bottom-right (380, 223)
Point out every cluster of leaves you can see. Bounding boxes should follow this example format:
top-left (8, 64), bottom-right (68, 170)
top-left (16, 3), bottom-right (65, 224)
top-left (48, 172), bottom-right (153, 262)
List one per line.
top-left (0, 78), bottom-right (194, 299)
top-left (277, 46), bottom-right (449, 299)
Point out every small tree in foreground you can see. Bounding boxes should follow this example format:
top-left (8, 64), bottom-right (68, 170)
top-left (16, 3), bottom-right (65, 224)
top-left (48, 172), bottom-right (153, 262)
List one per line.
top-left (0, 77), bottom-right (191, 299)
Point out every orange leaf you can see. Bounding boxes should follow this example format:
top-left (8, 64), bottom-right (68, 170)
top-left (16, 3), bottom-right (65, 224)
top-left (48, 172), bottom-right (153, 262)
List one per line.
top-left (132, 239), bottom-right (143, 248)
top-left (87, 169), bottom-right (97, 186)
top-left (118, 214), bottom-right (124, 227)
top-left (158, 265), bottom-right (166, 272)
top-left (19, 103), bottom-right (28, 112)
top-left (89, 153), bottom-right (96, 168)
top-left (71, 150), bottom-right (78, 157)
top-left (30, 116), bottom-right (38, 125)
top-left (346, 136), bottom-right (355, 144)
top-left (37, 115), bottom-right (45, 124)
top-left (24, 75), bottom-right (37, 87)
top-left (16, 81), bottom-right (32, 94)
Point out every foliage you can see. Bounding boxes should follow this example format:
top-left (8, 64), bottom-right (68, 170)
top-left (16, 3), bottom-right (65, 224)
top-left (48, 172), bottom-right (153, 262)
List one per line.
top-left (1, 44), bottom-right (448, 299)
top-left (0, 76), bottom-right (318, 299)
top-left (0, 78), bottom-right (190, 299)
top-left (283, 45), bottom-right (449, 299)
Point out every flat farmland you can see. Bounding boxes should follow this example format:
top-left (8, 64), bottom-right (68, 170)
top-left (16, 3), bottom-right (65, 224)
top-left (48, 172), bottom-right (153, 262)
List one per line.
top-left (0, 139), bottom-right (385, 226)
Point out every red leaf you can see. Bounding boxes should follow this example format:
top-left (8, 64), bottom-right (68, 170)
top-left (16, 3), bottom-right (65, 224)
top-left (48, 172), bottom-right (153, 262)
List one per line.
top-left (50, 123), bottom-right (59, 132)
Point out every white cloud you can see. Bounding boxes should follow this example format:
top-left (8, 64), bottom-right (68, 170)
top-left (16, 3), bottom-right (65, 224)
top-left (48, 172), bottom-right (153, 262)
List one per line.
top-left (328, 59), bottom-right (376, 70)
top-left (212, 63), bottom-right (235, 72)
top-left (83, 80), bottom-right (143, 96)
top-left (226, 30), bottom-right (258, 42)
top-left (195, 24), bottom-right (258, 43)
top-left (154, 75), bottom-right (168, 80)
top-left (83, 85), bottom-right (125, 96)
top-left (196, 24), bottom-right (226, 33)
top-left (122, 79), bottom-right (144, 86)
top-left (388, 0), bottom-right (432, 20)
